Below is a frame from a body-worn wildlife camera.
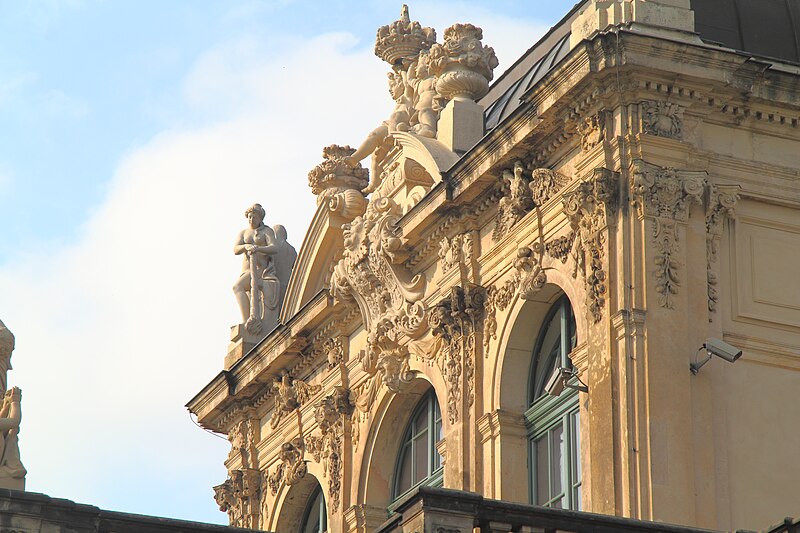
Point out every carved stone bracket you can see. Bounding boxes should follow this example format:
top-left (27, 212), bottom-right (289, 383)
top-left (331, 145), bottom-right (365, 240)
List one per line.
top-left (630, 160), bottom-right (706, 309)
top-left (306, 387), bottom-right (355, 512)
top-left (641, 100), bottom-right (684, 139)
top-left (428, 284), bottom-right (486, 424)
top-left (214, 468), bottom-right (263, 529)
top-left (493, 161), bottom-right (570, 241)
top-left (705, 184), bottom-right (740, 319)
top-left (562, 168), bottom-right (619, 322)
top-left (226, 416), bottom-right (259, 471)
top-left (267, 437), bottom-right (307, 495)
top-left (331, 196), bottom-right (427, 411)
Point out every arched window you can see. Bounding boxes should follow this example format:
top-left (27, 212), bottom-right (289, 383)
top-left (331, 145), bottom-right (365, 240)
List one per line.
top-left (392, 390), bottom-right (443, 499)
top-left (300, 485), bottom-right (327, 533)
top-left (525, 295), bottom-right (581, 510)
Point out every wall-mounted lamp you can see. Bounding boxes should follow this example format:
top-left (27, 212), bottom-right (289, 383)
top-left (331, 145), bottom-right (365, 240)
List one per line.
top-left (690, 338), bottom-right (743, 375)
top-left (545, 367), bottom-right (589, 396)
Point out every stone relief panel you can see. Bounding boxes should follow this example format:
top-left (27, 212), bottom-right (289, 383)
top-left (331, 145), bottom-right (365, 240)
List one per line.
top-left (641, 100), bottom-right (684, 139)
top-left (578, 111), bottom-right (606, 151)
top-left (563, 168), bottom-right (619, 322)
top-left (705, 184), bottom-right (740, 320)
top-left (630, 160), bottom-right (705, 309)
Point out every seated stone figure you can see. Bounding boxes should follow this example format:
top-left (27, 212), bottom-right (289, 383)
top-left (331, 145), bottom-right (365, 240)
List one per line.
top-left (233, 204), bottom-right (296, 336)
top-left (0, 387), bottom-right (26, 490)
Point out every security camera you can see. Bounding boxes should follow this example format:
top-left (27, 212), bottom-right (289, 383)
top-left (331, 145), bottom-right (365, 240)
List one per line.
top-left (690, 338), bottom-right (743, 374)
top-left (703, 338), bottom-right (742, 363)
top-left (545, 368), bottom-right (565, 397)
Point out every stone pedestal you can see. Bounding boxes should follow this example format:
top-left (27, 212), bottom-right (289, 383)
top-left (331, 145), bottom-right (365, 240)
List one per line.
top-left (225, 324), bottom-right (259, 370)
top-left (0, 477), bottom-right (24, 490)
top-left (437, 98), bottom-right (485, 154)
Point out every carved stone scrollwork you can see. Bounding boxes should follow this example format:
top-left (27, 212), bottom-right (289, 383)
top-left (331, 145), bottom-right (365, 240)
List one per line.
top-left (642, 100), bottom-right (684, 139)
top-left (267, 437), bottom-right (307, 495)
top-left (562, 168), bottom-right (618, 322)
top-left (546, 231), bottom-right (575, 263)
top-left (308, 144), bottom-right (370, 221)
top-left (269, 371), bottom-right (322, 430)
top-left (214, 468), bottom-right (263, 529)
top-left (706, 184), bottom-right (740, 319)
top-left (578, 112), bottom-right (606, 151)
top-left (428, 284), bottom-right (486, 424)
top-left (331, 196), bottom-right (427, 411)
top-left (325, 336), bottom-right (346, 370)
top-left (630, 160), bottom-right (706, 309)
top-left (438, 231), bottom-right (474, 275)
top-left (306, 387), bottom-right (355, 512)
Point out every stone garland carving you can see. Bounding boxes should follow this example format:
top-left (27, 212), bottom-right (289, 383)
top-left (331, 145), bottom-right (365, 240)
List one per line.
top-left (267, 437), bottom-right (307, 495)
top-left (562, 169), bottom-right (619, 322)
top-left (438, 231), bottom-right (474, 275)
top-left (268, 371), bottom-right (322, 430)
top-left (214, 468), bottom-right (263, 529)
top-left (306, 387), bottom-right (355, 512)
top-left (483, 244), bottom-right (548, 354)
top-left (227, 417), bottom-right (258, 470)
top-left (330, 197), bottom-right (427, 413)
top-left (308, 144), bottom-right (369, 221)
top-left (428, 284), bottom-right (486, 424)
top-left (705, 184), bottom-right (740, 319)
top-left (494, 161), bottom-right (572, 241)
top-left (630, 161), bottom-right (705, 309)
top-left (642, 100), bottom-right (684, 139)
top-left (546, 231), bottom-right (575, 263)
top-left (578, 112), bottom-right (605, 151)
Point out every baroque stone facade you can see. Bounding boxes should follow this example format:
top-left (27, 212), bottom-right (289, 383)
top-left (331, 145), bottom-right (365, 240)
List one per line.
top-left (189, 2), bottom-right (800, 533)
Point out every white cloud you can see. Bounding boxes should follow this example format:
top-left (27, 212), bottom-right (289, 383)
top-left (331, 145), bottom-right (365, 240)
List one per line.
top-left (0, 2), bottom-right (553, 524)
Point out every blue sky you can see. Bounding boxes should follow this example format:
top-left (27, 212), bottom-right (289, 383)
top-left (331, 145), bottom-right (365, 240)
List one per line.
top-left (0, 0), bottom-right (578, 524)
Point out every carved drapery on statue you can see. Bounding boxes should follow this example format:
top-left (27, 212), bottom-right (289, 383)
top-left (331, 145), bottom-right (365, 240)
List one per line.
top-left (562, 168), bottom-right (619, 322)
top-left (330, 197), bottom-right (426, 412)
top-left (630, 160), bottom-right (706, 309)
top-left (306, 387), bottom-right (355, 512)
top-left (0, 320), bottom-right (25, 491)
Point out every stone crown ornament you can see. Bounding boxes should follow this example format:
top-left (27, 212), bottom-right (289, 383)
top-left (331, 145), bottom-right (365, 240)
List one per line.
top-left (375, 5), bottom-right (437, 68)
top-left (308, 145), bottom-right (369, 200)
top-left (428, 23), bottom-right (498, 101)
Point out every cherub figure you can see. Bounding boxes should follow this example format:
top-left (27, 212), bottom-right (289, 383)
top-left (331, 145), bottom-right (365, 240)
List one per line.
top-left (269, 371), bottom-right (322, 429)
top-left (408, 51), bottom-right (443, 138)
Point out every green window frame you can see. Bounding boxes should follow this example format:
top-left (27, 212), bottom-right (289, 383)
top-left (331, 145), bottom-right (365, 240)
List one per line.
top-left (392, 389), bottom-right (444, 500)
top-left (525, 295), bottom-right (582, 510)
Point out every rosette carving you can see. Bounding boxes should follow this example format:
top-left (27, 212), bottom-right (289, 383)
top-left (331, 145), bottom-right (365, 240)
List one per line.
top-left (308, 144), bottom-right (369, 221)
top-left (428, 23), bottom-right (498, 101)
top-left (330, 197), bottom-right (427, 409)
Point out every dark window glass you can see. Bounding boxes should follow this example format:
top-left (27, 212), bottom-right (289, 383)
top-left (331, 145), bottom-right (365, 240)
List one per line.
top-left (393, 390), bottom-right (444, 499)
top-left (300, 485), bottom-right (327, 533)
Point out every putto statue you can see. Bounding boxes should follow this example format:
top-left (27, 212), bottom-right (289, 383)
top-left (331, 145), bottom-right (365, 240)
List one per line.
top-left (233, 204), bottom-right (296, 336)
top-left (0, 320), bottom-right (25, 490)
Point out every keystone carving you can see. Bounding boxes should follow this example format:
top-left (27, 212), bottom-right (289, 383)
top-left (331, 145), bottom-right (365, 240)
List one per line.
top-left (642, 100), bottom-right (684, 139)
top-left (269, 371), bottom-right (322, 430)
top-left (630, 160), bottom-right (706, 309)
top-left (706, 184), bottom-right (740, 319)
top-left (267, 437), bottom-right (307, 495)
top-left (331, 197), bottom-right (426, 411)
top-left (562, 168), bottom-right (618, 322)
top-left (428, 284), bottom-right (486, 424)
top-left (306, 387), bottom-right (355, 512)
top-left (308, 144), bottom-right (369, 221)
top-left (214, 468), bottom-right (263, 529)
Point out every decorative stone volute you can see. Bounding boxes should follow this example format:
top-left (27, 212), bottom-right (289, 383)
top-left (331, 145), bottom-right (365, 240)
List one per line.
top-left (308, 144), bottom-right (369, 221)
top-left (375, 5), bottom-right (436, 69)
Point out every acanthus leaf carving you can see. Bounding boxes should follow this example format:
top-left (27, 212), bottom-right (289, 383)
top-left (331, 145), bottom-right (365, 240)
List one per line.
top-left (562, 168), bottom-right (618, 322)
top-left (331, 196), bottom-right (426, 412)
top-left (630, 160), bottom-right (706, 309)
top-left (705, 184), bottom-right (740, 319)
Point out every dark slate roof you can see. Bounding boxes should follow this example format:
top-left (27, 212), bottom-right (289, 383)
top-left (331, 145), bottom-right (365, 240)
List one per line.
top-left (482, 0), bottom-right (800, 132)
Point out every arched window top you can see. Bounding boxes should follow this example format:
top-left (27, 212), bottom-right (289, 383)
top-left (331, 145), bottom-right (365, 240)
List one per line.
top-left (392, 389), bottom-right (443, 500)
top-left (528, 295), bottom-right (577, 405)
top-left (300, 484), bottom-right (327, 533)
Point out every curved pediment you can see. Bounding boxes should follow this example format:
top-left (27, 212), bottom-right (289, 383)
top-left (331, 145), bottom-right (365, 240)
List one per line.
top-left (390, 132), bottom-right (459, 183)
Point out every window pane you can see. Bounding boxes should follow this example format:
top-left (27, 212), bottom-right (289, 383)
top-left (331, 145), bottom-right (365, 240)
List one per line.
top-left (413, 431), bottom-right (429, 482)
top-left (572, 411), bottom-right (581, 483)
top-left (532, 310), bottom-right (563, 401)
top-left (302, 489), bottom-right (323, 533)
top-left (534, 436), bottom-right (549, 505)
top-left (550, 425), bottom-right (564, 497)
top-left (396, 443), bottom-right (412, 495)
top-left (414, 405), bottom-right (429, 435)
